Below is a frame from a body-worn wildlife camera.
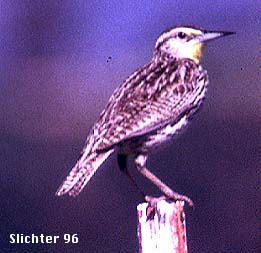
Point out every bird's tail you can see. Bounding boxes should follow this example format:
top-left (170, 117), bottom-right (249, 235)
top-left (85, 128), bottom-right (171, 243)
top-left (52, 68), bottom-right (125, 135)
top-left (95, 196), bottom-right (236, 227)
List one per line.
top-left (56, 149), bottom-right (113, 197)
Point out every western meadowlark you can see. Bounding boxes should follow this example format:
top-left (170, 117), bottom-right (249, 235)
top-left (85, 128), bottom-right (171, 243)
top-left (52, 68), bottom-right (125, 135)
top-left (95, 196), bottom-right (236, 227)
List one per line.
top-left (56, 26), bottom-right (234, 206)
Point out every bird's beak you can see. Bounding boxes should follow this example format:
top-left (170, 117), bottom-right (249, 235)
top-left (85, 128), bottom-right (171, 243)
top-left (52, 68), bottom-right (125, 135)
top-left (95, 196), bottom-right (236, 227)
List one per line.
top-left (195, 30), bottom-right (235, 43)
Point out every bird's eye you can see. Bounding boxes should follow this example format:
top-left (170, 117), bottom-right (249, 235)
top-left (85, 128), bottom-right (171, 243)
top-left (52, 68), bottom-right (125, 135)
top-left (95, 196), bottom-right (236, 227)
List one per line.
top-left (177, 32), bottom-right (186, 39)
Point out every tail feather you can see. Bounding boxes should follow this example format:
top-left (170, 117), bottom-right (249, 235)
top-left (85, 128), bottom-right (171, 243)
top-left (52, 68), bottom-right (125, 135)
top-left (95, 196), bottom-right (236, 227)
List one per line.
top-left (56, 150), bottom-right (113, 197)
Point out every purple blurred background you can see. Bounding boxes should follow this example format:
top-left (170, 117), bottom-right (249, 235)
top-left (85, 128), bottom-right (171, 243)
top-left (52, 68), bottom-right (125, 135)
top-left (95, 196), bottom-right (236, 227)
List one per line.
top-left (1, 1), bottom-right (260, 252)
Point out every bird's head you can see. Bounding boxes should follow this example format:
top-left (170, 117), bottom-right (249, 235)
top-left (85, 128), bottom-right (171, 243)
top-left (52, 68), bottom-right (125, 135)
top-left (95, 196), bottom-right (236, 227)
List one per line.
top-left (154, 26), bottom-right (235, 64)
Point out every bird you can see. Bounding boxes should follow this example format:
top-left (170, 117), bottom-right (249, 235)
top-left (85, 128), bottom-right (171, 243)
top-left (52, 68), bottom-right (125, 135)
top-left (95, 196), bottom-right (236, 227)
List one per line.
top-left (56, 26), bottom-right (234, 205)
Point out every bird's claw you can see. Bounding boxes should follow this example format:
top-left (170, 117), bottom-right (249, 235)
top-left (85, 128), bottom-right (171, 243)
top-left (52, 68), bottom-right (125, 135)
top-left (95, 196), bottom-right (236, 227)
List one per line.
top-left (145, 192), bottom-right (194, 207)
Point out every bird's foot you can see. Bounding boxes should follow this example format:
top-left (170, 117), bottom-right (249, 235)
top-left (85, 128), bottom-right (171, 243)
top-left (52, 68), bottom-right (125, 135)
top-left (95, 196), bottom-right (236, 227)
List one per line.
top-left (144, 196), bottom-right (166, 220)
top-left (145, 195), bottom-right (167, 208)
top-left (167, 191), bottom-right (194, 207)
top-left (144, 194), bottom-right (193, 220)
top-left (145, 191), bottom-right (194, 207)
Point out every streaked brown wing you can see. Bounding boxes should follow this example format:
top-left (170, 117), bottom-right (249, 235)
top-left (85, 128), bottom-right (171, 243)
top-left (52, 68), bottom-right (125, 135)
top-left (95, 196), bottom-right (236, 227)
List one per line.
top-left (93, 58), bottom-right (207, 151)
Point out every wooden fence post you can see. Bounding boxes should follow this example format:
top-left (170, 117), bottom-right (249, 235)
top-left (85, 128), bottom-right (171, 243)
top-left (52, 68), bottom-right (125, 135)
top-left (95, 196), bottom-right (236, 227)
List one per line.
top-left (137, 200), bottom-right (187, 253)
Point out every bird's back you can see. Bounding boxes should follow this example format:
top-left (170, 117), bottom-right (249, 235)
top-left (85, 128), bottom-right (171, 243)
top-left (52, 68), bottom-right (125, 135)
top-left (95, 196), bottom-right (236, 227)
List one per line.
top-left (91, 57), bottom-right (209, 154)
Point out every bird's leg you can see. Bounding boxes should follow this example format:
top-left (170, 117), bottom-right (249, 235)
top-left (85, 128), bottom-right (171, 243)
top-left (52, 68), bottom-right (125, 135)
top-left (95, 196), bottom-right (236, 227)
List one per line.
top-left (134, 154), bottom-right (193, 206)
top-left (117, 154), bottom-right (146, 198)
